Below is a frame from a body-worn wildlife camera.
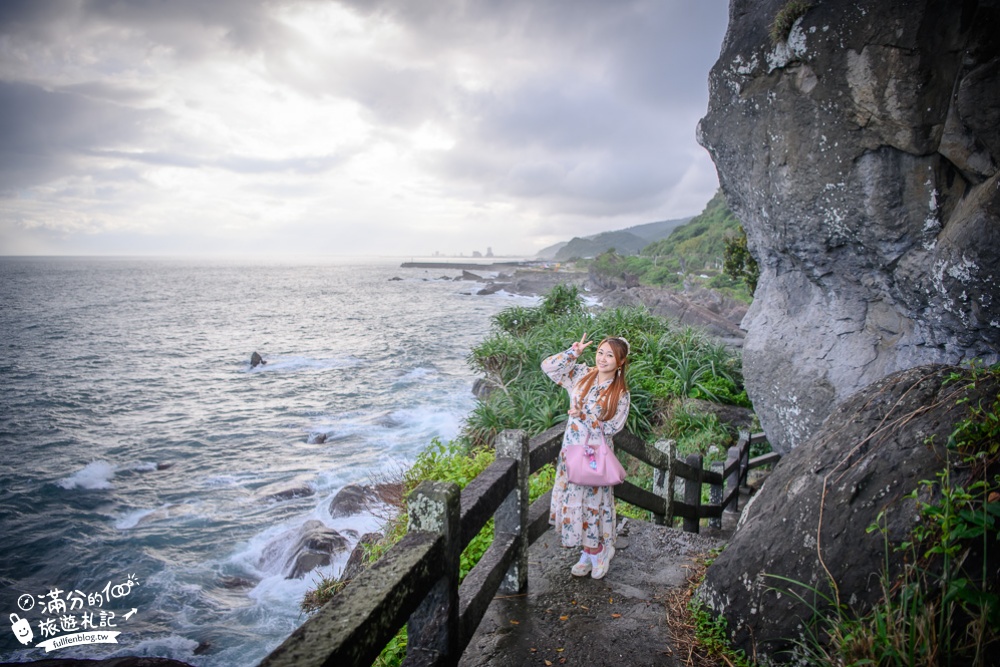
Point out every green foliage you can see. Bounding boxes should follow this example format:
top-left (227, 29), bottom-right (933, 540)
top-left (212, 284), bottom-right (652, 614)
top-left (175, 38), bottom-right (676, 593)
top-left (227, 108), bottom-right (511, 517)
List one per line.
top-left (404, 437), bottom-right (496, 489)
top-left (306, 437), bottom-right (566, 667)
top-left (641, 189), bottom-right (741, 273)
top-left (403, 438), bottom-right (500, 582)
top-left (770, 1), bottom-right (812, 44)
top-left (584, 189), bottom-right (753, 301)
top-left (688, 599), bottom-right (754, 667)
top-left (666, 403), bottom-right (734, 463)
top-left (683, 548), bottom-right (754, 666)
top-left (488, 285), bottom-right (586, 337)
top-left (372, 627), bottom-right (407, 667)
top-left (770, 363), bottom-right (1000, 666)
top-left (464, 285), bottom-right (749, 447)
top-left (722, 224), bottom-right (760, 294)
top-left (309, 283), bottom-right (758, 666)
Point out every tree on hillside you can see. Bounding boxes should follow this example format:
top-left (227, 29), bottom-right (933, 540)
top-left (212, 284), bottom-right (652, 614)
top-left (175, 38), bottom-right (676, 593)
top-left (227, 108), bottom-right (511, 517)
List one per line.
top-left (723, 225), bottom-right (760, 293)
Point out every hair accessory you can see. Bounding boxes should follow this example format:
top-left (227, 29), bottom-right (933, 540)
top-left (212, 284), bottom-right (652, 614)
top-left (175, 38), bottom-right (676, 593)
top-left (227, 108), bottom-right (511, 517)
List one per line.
top-left (617, 337), bottom-right (630, 356)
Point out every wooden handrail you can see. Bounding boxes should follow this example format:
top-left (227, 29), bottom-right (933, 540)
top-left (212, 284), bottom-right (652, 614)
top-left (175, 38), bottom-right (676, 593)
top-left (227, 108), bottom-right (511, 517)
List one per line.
top-left (258, 427), bottom-right (779, 666)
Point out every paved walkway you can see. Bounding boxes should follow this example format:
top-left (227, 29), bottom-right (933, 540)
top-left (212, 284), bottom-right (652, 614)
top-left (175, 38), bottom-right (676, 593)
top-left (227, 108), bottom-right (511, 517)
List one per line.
top-left (458, 517), bottom-right (731, 667)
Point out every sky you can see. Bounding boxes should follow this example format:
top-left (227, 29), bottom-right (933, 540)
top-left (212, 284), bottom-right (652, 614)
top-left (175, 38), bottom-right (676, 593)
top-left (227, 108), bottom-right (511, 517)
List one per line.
top-left (0, 0), bottom-right (730, 257)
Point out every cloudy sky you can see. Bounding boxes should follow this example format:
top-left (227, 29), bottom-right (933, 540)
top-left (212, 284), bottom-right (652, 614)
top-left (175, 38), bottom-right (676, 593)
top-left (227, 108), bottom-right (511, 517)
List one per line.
top-left (0, 0), bottom-right (729, 257)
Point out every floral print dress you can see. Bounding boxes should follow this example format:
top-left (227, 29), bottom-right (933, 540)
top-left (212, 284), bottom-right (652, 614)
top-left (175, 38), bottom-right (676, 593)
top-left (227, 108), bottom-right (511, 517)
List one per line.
top-left (542, 347), bottom-right (630, 549)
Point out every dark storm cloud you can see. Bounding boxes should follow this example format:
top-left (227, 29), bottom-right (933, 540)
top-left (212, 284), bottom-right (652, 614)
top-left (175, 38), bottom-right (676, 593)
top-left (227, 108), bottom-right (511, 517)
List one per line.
top-left (0, 0), bottom-right (290, 58)
top-left (0, 80), bottom-right (162, 194)
top-left (328, 0), bottom-right (727, 218)
top-left (0, 0), bottom-right (729, 253)
top-left (0, 79), bottom-right (347, 196)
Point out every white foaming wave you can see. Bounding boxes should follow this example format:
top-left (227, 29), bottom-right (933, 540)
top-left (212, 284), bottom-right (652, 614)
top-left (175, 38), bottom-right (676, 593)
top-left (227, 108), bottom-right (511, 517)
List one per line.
top-left (115, 506), bottom-right (162, 530)
top-left (203, 473), bottom-right (251, 487)
top-left (396, 366), bottom-right (438, 384)
top-left (248, 355), bottom-right (362, 374)
top-left (114, 502), bottom-right (206, 529)
top-left (228, 516), bottom-right (350, 583)
top-left (57, 460), bottom-right (117, 490)
top-left (311, 401), bottom-right (469, 461)
top-left (387, 404), bottom-right (467, 444)
top-left (486, 290), bottom-right (541, 305)
top-left (105, 634), bottom-right (199, 662)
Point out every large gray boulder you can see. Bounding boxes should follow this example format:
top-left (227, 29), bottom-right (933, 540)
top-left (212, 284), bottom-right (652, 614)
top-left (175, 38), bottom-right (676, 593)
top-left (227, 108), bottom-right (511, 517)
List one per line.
top-left (699, 0), bottom-right (1000, 452)
top-left (696, 364), bottom-right (1000, 661)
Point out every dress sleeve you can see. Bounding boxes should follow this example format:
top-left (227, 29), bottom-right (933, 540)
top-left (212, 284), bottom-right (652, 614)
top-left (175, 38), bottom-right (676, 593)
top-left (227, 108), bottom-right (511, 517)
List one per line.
top-left (601, 391), bottom-right (631, 438)
top-left (541, 347), bottom-right (587, 390)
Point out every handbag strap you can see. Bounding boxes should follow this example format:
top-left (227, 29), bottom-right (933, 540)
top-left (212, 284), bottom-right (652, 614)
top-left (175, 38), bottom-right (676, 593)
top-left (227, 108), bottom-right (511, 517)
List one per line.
top-left (583, 428), bottom-right (607, 448)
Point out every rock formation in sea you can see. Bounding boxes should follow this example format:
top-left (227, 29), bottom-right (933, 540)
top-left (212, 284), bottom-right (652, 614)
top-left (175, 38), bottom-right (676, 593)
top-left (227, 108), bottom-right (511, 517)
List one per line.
top-left (698, 0), bottom-right (1000, 453)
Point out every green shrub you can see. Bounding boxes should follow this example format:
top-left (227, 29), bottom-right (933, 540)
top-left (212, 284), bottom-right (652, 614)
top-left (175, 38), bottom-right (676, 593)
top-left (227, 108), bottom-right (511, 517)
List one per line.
top-left (464, 287), bottom-right (749, 447)
top-left (772, 363), bottom-right (1000, 666)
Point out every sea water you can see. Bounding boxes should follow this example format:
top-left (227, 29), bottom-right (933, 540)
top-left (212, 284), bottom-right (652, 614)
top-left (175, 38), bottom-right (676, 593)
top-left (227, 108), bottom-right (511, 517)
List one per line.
top-left (0, 256), bottom-right (534, 666)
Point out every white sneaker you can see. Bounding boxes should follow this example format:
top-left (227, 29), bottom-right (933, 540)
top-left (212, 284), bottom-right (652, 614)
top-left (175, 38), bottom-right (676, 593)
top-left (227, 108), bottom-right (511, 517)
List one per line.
top-left (571, 551), bottom-right (592, 576)
top-left (591, 544), bottom-right (615, 579)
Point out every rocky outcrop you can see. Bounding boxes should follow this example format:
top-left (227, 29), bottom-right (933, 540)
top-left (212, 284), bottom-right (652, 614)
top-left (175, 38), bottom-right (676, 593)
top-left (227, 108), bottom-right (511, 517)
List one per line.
top-left (338, 531), bottom-right (382, 585)
top-left (258, 519), bottom-right (349, 579)
top-left (696, 364), bottom-right (1000, 661)
top-left (699, 0), bottom-right (1000, 453)
top-left (328, 484), bottom-right (379, 518)
top-left (255, 476), bottom-right (315, 503)
top-left (469, 269), bottom-right (589, 298)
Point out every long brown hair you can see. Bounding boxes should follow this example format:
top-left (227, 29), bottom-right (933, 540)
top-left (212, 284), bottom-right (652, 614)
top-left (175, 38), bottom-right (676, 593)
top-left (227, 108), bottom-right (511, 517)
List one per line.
top-left (573, 337), bottom-right (630, 421)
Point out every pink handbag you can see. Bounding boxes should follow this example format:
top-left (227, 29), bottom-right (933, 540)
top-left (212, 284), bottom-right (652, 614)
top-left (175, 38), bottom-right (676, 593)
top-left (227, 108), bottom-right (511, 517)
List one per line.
top-left (564, 431), bottom-right (626, 486)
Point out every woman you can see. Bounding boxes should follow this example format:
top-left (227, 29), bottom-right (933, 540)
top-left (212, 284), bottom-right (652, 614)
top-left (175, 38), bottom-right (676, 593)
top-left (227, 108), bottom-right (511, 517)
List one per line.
top-left (542, 333), bottom-right (630, 579)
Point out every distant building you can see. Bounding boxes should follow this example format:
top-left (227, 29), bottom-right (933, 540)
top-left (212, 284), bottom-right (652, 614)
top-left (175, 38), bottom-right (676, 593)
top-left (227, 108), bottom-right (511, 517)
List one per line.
top-left (472, 250), bottom-right (483, 258)
top-left (486, 246), bottom-right (494, 257)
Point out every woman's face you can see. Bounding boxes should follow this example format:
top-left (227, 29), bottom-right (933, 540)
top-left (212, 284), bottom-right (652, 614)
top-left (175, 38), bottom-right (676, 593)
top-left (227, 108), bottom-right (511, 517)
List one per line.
top-left (595, 342), bottom-right (619, 375)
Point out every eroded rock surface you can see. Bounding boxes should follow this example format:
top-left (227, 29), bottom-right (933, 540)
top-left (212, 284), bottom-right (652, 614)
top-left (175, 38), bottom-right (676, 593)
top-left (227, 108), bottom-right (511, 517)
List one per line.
top-left (696, 364), bottom-right (1000, 661)
top-left (699, 0), bottom-right (1000, 452)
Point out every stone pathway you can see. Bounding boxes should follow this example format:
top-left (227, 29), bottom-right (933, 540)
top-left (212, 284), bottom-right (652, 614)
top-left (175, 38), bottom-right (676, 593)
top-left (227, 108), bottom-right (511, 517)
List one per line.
top-left (458, 517), bottom-right (731, 667)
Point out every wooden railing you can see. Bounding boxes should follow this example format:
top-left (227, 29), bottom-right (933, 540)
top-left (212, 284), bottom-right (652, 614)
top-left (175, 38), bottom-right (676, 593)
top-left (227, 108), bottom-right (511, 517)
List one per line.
top-left (258, 427), bottom-right (777, 667)
top-left (615, 429), bottom-right (778, 532)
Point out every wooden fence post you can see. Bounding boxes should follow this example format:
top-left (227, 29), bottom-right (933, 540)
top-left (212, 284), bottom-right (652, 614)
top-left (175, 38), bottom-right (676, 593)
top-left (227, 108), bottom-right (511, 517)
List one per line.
top-left (709, 461), bottom-right (723, 529)
top-left (738, 430), bottom-right (750, 488)
top-left (403, 481), bottom-right (460, 666)
top-left (683, 453), bottom-right (702, 534)
top-left (725, 446), bottom-right (740, 513)
top-left (495, 429), bottom-right (530, 594)
top-left (651, 439), bottom-right (675, 526)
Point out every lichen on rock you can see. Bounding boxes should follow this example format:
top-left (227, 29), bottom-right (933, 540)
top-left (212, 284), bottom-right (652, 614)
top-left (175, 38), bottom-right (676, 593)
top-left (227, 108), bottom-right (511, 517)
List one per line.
top-left (699, 0), bottom-right (1000, 453)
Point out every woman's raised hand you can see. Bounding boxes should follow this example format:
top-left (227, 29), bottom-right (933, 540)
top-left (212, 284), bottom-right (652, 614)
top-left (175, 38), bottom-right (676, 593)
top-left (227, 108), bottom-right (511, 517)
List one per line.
top-left (570, 332), bottom-right (593, 356)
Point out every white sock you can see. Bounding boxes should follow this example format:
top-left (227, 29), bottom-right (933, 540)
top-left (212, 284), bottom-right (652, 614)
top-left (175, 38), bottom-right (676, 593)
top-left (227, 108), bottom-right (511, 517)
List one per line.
top-left (577, 551), bottom-right (590, 566)
top-left (588, 551), bottom-right (599, 566)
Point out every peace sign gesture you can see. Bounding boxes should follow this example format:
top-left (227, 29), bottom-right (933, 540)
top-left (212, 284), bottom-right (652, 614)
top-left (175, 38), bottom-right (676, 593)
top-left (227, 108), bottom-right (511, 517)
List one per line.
top-left (570, 332), bottom-right (593, 357)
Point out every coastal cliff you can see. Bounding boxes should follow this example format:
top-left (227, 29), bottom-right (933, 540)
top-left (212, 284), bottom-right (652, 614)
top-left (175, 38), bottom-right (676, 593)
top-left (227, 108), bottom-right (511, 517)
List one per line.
top-left (699, 0), bottom-right (1000, 453)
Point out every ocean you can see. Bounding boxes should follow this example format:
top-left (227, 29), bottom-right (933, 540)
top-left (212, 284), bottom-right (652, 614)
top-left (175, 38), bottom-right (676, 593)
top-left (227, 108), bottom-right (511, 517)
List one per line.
top-left (0, 256), bottom-right (535, 666)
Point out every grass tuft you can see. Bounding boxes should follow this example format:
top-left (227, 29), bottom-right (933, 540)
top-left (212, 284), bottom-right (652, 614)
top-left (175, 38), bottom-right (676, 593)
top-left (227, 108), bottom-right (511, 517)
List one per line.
top-left (770, 1), bottom-right (811, 44)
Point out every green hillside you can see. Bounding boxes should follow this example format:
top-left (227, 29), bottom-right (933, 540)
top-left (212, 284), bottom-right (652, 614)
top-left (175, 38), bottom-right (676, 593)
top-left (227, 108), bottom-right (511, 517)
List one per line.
top-left (586, 190), bottom-right (754, 300)
top-left (554, 230), bottom-right (647, 261)
top-left (640, 190), bottom-right (740, 269)
top-left (536, 217), bottom-right (690, 260)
